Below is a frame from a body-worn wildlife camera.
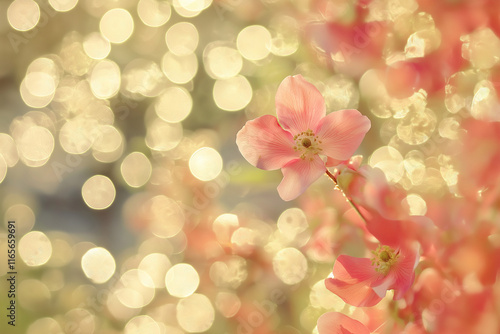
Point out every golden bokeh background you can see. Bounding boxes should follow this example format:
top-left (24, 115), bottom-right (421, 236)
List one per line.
top-left (1, 0), bottom-right (499, 333)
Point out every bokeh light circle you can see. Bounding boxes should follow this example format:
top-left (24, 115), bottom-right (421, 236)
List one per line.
top-left (166, 263), bottom-right (200, 297)
top-left (137, 0), bottom-right (171, 27)
top-left (124, 315), bottom-right (160, 334)
top-left (273, 247), bottom-right (308, 285)
top-left (100, 8), bottom-right (134, 44)
top-left (166, 22), bottom-right (199, 56)
top-left (7, 0), bottom-right (40, 31)
top-left (213, 76), bottom-right (252, 111)
top-left (189, 147), bottom-right (223, 181)
top-left (81, 247), bottom-right (116, 284)
top-left (19, 231), bottom-right (52, 266)
top-left (81, 175), bottom-right (116, 210)
top-left (237, 25), bottom-right (272, 61)
top-left (176, 293), bottom-right (215, 333)
top-left (155, 86), bottom-right (193, 123)
top-left (121, 152), bottom-right (152, 188)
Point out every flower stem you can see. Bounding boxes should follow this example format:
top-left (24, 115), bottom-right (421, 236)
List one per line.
top-left (325, 169), bottom-right (368, 222)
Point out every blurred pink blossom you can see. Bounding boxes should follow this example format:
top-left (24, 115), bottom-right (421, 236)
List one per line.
top-left (325, 214), bottom-right (420, 307)
top-left (317, 312), bottom-right (370, 334)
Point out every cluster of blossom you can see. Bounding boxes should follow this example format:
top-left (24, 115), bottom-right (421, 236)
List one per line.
top-left (237, 71), bottom-right (500, 333)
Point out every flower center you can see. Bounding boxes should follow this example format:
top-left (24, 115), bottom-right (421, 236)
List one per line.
top-left (293, 129), bottom-right (322, 160)
top-left (371, 245), bottom-right (399, 275)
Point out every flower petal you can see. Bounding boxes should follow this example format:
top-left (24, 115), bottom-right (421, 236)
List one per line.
top-left (317, 312), bottom-right (370, 334)
top-left (236, 115), bottom-right (298, 170)
top-left (275, 75), bottom-right (326, 135)
top-left (277, 155), bottom-right (326, 201)
top-left (372, 274), bottom-right (396, 298)
top-left (391, 244), bottom-right (419, 299)
top-left (316, 109), bottom-right (371, 160)
top-left (364, 214), bottom-right (408, 248)
top-left (325, 255), bottom-right (383, 307)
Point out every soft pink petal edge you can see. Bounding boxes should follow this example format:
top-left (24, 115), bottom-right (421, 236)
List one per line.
top-left (317, 312), bottom-right (371, 334)
top-left (277, 155), bottom-right (326, 201)
top-left (236, 114), bottom-right (298, 170)
top-left (325, 255), bottom-right (383, 307)
top-left (316, 109), bottom-right (371, 161)
top-left (275, 75), bottom-right (326, 135)
top-left (391, 244), bottom-right (419, 299)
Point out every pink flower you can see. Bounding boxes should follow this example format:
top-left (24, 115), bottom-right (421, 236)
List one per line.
top-left (236, 75), bottom-right (371, 201)
top-left (325, 215), bottom-right (420, 307)
top-left (317, 312), bottom-right (370, 334)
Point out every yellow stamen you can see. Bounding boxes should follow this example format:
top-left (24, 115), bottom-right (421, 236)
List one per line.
top-left (294, 129), bottom-right (322, 160)
top-left (371, 245), bottom-right (399, 275)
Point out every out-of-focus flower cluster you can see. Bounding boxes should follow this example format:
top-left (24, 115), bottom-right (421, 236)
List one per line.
top-left (0, 0), bottom-right (500, 333)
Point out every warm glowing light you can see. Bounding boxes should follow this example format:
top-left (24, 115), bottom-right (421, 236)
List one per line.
top-left (19, 231), bottom-right (52, 266)
top-left (147, 195), bottom-right (185, 238)
top-left (155, 86), bottom-right (193, 123)
top-left (59, 118), bottom-right (94, 154)
top-left (212, 213), bottom-right (239, 245)
top-left (7, 0), bottom-right (40, 31)
top-left (178, 0), bottom-right (212, 11)
top-left (166, 22), bottom-right (199, 56)
top-left (17, 126), bottom-right (54, 165)
top-left (277, 208), bottom-right (308, 240)
top-left (161, 52), bottom-right (198, 84)
top-left (121, 59), bottom-right (164, 97)
top-left (0, 133), bottom-right (19, 167)
top-left (189, 147), bottom-right (223, 181)
top-left (124, 315), bottom-right (161, 334)
top-left (81, 247), bottom-right (116, 284)
top-left (49, 0), bottom-right (78, 12)
top-left (215, 291), bottom-right (241, 318)
top-left (369, 146), bottom-right (405, 183)
top-left (90, 59), bottom-right (121, 99)
top-left (0, 154), bottom-right (6, 184)
top-left (209, 257), bottom-right (247, 289)
top-left (176, 293), bottom-right (215, 333)
top-left (137, 0), bottom-right (171, 27)
top-left (213, 75), bottom-right (252, 111)
top-left (310, 280), bottom-right (346, 310)
top-left (138, 253), bottom-right (172, 288)
top-left (81, 175), bottom-right (116, 210)
top-left (269, 16), bottom-right (299, 56)
top-left (231, 227), bottom-right (256, 253)
top-left (145, 118), bottom-right (183, 151)
top-left (404, 194), bottom-right (427, 216)
top-left (20, 79), bottom-right (55, 108)
top-left (397, 108), bottom-right (437, 145)
top-left (237, 25), bottom-right (272, 61)
top-left (172, 0), bottom-right (212, 17)
top-left (4, 204), bottom-right (35, 235)
top-left (92, 125), bottom-right (122, 154)
top-left (273, 247), bottom-right (308, 285)
top-left (91, 128), bottom-right (123, 162)
top-left (404, 151), bottom-right (426, 186)
top-left (166, 263), bottom-right (200, 297)
top-left (121, 152), bottom-right (152, 188)
top-left (462, 28), bottom-right (500, 70)
top-left (116, 269), bottom-right (155, 308)
top-left (24, 70), bottom-right (57, 97)
top-left (203, 43), bottom-right (243, 79)
top-left (100, 8), bottom-right (134, 44)
top-left (83, 32), bottom-right (111, 59)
